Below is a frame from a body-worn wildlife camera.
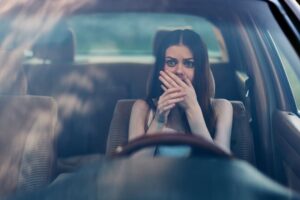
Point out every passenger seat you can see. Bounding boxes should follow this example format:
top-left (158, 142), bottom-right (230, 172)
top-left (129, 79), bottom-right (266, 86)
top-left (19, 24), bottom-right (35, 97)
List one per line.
top-left (0, 95), bottom-right (58, 196)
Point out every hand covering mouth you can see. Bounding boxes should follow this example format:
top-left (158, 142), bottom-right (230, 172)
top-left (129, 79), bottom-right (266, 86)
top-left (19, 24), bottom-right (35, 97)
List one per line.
top-left (176, 74), bottom-right (186, 81)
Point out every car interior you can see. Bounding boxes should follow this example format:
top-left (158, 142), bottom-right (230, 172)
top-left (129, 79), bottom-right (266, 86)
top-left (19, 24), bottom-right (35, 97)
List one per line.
top-left (1, 18), bottom-right (257, 195)
top-left (0, 0), bottom-right (300, 198)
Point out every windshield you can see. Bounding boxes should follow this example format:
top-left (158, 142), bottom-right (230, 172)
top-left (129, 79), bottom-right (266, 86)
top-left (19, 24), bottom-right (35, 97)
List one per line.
top-left (0, 0), bottom-right (300, 198)
top-left (67, 13), bottom-right (227, 63)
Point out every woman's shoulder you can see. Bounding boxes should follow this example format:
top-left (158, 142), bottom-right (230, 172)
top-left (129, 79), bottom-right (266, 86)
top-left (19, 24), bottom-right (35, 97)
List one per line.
top-left (211, 98), bottom-right (232, 105)
top-left (211, 98), bottom-right (233, 114)
top-left (132, 99), bottom-right (150, 112)
top-left (133, 99), bottom-right (149, 107)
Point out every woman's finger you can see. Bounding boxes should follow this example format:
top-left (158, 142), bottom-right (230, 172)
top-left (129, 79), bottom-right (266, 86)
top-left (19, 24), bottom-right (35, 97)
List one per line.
top-left (163, 91), bottom-right (186, 100)
top-left (160, 87), bottom-right (181, 98)
top-left (159, 75), bottom-right (173, 89)
top-left (183, 76), bottom-right (193, 87)
top-left (159, 74), bottom-right (180, 89)
top-left (157, 101), bottom-right (175, 112)
top-left (161, 84), bottom-right (167, 91)
top-left (159, 71), bottom-right (178, 88)
top-left (160, 97), bottom-right (185, 108)
top-left (161, 103), bottom-right (175, 112)
top-left (164, 70), bottom-right (188, 88)
top-left (160, 90), bottom-right (185, 102)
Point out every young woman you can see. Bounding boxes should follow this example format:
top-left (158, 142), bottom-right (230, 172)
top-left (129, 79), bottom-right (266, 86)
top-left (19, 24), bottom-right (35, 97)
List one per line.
top-left (129, 29), bottom-right (232, 155)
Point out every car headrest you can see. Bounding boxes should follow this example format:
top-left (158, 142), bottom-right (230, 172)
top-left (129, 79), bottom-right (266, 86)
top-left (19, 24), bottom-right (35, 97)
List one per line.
top-left (153, 29), bottom-right (215, 98)
top-left (32, 24), bottom-right (75, 63)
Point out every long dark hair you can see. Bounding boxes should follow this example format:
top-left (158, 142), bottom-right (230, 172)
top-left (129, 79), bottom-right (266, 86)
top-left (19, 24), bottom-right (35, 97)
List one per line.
top-left (146, 29), bottom-right (216, 136)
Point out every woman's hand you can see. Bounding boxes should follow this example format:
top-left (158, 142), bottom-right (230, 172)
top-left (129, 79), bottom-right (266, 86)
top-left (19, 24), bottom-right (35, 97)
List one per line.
top-left (159, 70), bottom-right (215, 143)
top-left (155, 87), bottom-right (186, 124)
top-left (159, 70), bottom-right (198, 111)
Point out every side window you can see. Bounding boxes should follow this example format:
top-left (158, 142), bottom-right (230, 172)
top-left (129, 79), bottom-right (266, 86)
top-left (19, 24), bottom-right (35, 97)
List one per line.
top-left (270, 28), bottom-right (300, 112)
top-left (253, 11), bottom-right (300, 114)
top-left (265, 25), bottom-right (300, 113)
top-left (277, 48), bottom-right (300, 111)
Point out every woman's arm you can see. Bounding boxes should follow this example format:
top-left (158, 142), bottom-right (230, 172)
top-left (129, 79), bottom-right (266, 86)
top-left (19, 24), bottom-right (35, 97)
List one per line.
top-left (160, 70), bottom-right (213, 141)
top-left (128, 98), bottom-right (170, 140)
top-left (129, 88), bottom-right (186, 157)
top-left (159, 71), bottom-right (232, 151)
top-left (212, 99), bottom-right (233, 153)
top-left (128, 99), bottom-right (166, 140)
top-left (185, 105), bottom-right (214, 142)
top-left (128, 100), bottom-right (149, 141)
top-left (128, 100), bottom-right (157, 157)
top-left (129, 88), bottom-right (185, 140)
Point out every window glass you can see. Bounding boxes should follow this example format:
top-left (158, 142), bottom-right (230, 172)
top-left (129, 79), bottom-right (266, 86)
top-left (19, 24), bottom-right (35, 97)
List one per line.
top-left (277, 48), bottom-right (300, 111)
top-left (245, 3), bottom-right (300, 113)
top-left (264, 21), bottom-right (300, 111)
top-left (67, 13), bottom-right (228, 63)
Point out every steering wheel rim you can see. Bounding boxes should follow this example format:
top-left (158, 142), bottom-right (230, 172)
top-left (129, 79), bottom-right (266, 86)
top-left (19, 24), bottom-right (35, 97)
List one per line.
top-left (110, 133), bottom-right (233, 158)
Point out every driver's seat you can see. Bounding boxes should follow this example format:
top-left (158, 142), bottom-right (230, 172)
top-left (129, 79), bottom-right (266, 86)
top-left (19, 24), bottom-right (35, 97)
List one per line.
top-left (106, 29), bottom-right (255, 164)
top-left (106, 99), bottom-right (256, 165)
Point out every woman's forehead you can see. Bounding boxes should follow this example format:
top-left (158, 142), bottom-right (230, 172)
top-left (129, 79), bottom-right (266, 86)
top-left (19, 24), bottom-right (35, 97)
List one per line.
top-left (165, 45), bottom-right (193, 58)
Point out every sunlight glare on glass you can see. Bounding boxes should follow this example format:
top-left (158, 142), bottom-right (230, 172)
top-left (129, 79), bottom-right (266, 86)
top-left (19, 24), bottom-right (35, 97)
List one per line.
top-left (0, 0), bottom-right (95, 91)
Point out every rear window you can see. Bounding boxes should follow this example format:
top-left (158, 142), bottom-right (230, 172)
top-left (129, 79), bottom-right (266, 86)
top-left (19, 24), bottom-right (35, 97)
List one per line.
top-left (66, 13), bottom-right (228, 63)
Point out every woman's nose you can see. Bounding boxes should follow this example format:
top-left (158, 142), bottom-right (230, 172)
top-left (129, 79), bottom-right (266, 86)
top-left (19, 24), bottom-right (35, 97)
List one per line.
top-left (175, 63), bottom-right (184, 75)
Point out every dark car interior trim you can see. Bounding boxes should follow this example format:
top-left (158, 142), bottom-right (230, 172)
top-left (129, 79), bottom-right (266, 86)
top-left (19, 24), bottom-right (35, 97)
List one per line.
top-left (274, 110), bottom-right (300, 191)
top-left (268, 0), bottom-right (300, 57)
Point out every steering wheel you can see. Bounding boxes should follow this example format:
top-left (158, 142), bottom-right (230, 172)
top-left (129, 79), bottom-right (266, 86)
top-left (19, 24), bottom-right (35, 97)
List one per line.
top-left (110, 133), bottom-right (233, 158)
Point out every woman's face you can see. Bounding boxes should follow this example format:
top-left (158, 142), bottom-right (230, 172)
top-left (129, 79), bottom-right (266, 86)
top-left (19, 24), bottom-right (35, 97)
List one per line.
top-left (164, 44), bottom-right (195, 82)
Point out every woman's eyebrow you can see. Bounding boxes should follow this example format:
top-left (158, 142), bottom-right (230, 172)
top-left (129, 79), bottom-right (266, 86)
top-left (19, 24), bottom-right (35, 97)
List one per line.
top-left (165, 56), bottom-right (177, 59)
top-left (183, 58), bottom-right (194, 60)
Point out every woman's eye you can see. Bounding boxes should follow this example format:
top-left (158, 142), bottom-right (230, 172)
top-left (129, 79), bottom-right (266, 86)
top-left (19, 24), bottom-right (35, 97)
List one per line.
top-left (165, 60), bottom-right (177, 67)
top-left (184, 60), bottom-right (195, 68)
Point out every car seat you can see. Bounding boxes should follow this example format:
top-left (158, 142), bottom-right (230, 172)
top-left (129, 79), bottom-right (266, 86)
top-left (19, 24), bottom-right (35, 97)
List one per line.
top-left (0, 95), bottom-right (58, 196)
top-left (32, 22), bottom-right (75, 63)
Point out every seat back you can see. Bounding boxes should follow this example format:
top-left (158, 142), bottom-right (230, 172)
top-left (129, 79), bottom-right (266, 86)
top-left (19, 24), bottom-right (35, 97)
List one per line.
top-left (230, 101), bottom-right (256, 164)
top-left (106, 99), bottom-right (256, 165)
top-left (0, 95), bottom-right (57, 196)
top-left (106, 100), bottom-right (135, 155)
top-left (24, 64), bottom-right (132, 157)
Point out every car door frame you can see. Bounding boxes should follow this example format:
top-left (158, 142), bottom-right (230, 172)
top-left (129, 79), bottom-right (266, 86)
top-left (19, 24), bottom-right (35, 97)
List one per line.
top-left (247, 0), bottom-right (300, 191)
